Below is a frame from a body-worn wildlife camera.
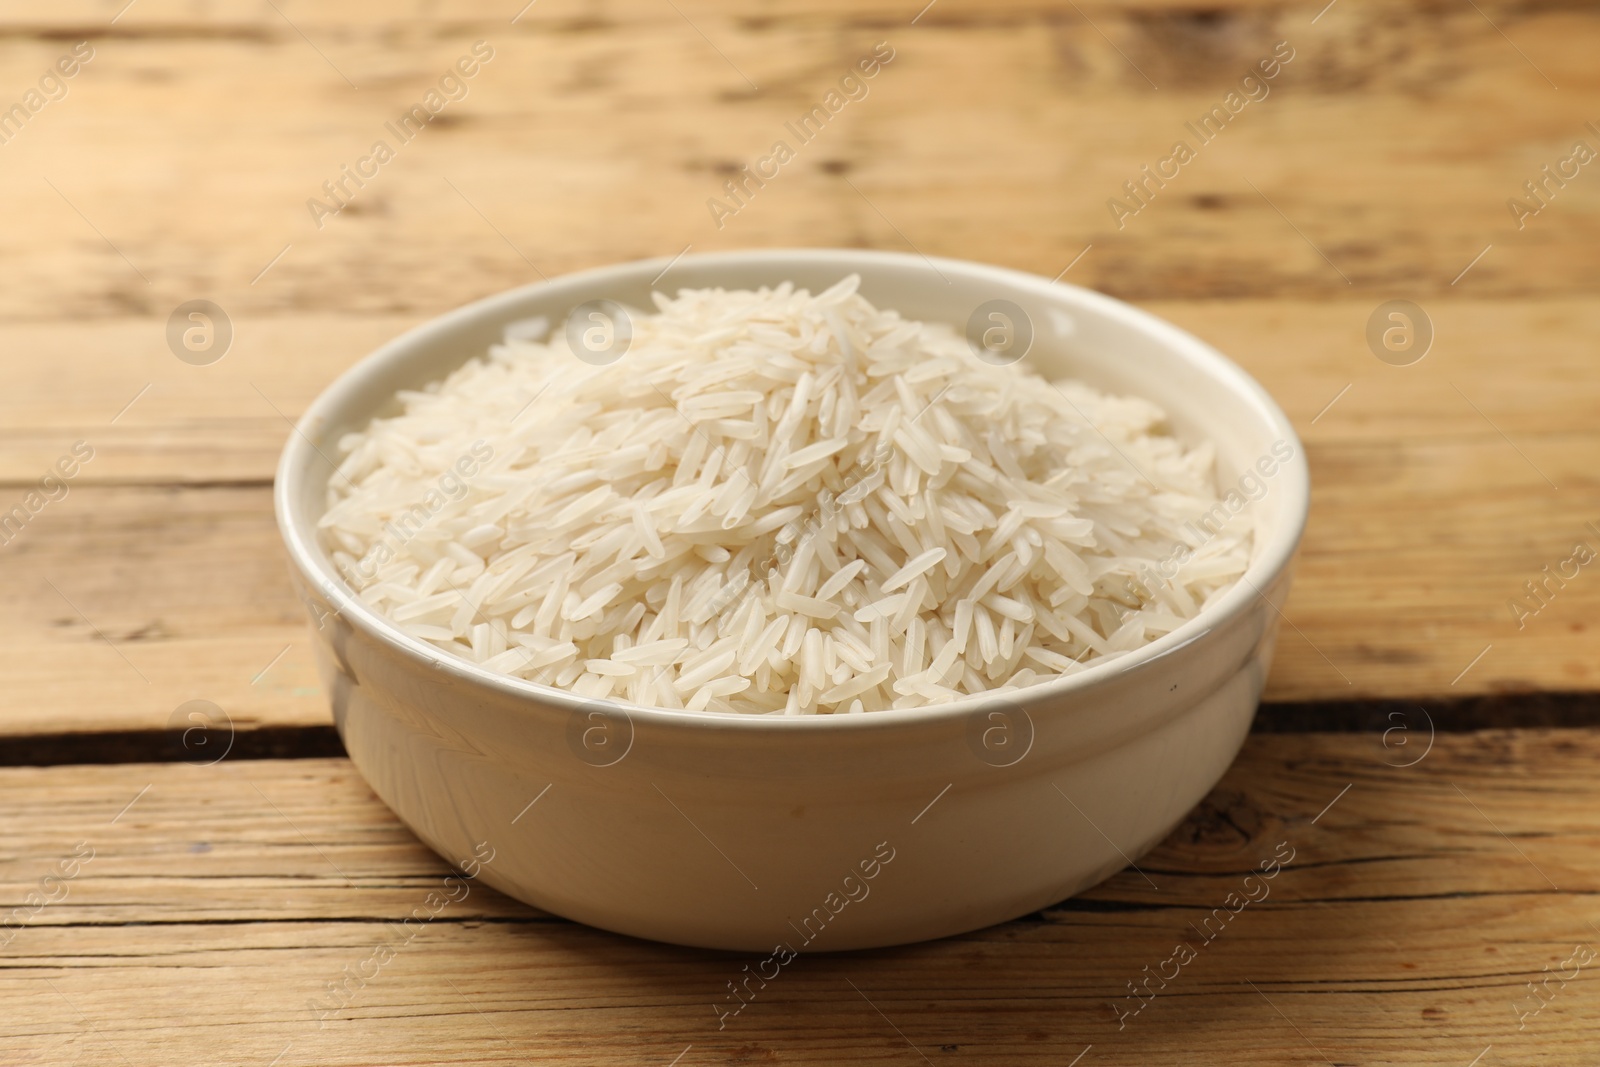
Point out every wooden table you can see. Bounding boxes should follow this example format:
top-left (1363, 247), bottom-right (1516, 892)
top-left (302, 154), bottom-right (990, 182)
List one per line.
top-left (3, 0), bottom-right (1598, 1062)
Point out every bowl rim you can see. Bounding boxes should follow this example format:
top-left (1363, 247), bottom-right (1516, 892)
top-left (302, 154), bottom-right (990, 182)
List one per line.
top-left (275, 247), bottom-right (1309, 732)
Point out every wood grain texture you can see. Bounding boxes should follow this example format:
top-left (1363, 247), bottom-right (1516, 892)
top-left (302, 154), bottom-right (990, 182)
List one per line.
top-left (5, 300), bottom-right (1596, 487)
top-left (0, 485), bottom-right (327, 738)
top-left (0, 0), bottom-right (1591, 323)
top-left (0, 0), bottom-right (1593, 727)
top-left (3, 2), bottom-right (1597, 1063)
top-left (3, 732), bottom-right (1598, 1065)
top-left (2, 298), bottom-right (1597, 736)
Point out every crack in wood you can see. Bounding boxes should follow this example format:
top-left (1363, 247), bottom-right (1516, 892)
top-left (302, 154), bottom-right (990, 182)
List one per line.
top-left (5, 693), bottom-right (1599, 767)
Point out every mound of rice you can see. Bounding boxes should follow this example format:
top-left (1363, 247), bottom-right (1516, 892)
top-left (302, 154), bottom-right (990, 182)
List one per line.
top-left (318, 276), bottom-right (1252, 714)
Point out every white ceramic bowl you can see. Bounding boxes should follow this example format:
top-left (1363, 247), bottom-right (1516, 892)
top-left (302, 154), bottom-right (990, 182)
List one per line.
top-left (275, 249), bottom-right (1309, 952)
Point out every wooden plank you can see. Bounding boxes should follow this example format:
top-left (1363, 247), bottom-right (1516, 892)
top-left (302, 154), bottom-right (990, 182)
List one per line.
top-left (5, 476), bottom-right (1599, 733)
top-left (0, 1), bottom-right (1590, 327)
top-left (6, 300), bottom-right (1596, 485)
top-left (0, 0), bottom-right (1326, 27)
top-left (0, 315), bottom-right (413, 484)
top-left (3, 732), bottom-right (1597, 1064)
top-left (0, 485), bottom-right (325, 738)
top-left (1, 297), bottom-right (1596, 736)
top-left (0, 472), bottom-right (1590, 734)
top-left (1151, 297), bottom-right (1600, 699)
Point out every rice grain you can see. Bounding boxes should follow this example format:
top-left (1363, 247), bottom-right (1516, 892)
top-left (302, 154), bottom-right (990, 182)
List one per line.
top-left (319, 278), bottom-right (1253, 714)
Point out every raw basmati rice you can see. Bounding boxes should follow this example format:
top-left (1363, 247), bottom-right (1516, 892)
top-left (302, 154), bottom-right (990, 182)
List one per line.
top-left (318, 276), bottom-right (1253, 714)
